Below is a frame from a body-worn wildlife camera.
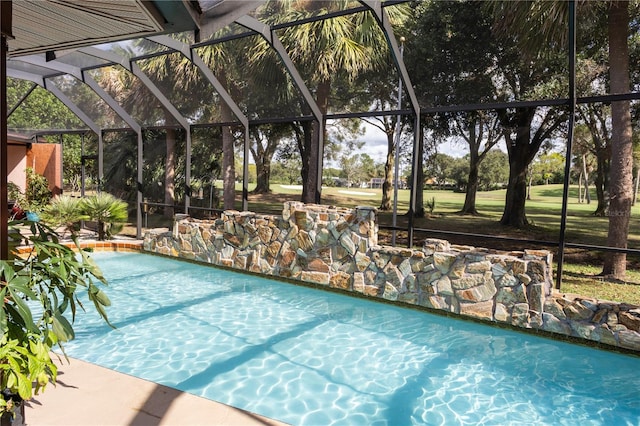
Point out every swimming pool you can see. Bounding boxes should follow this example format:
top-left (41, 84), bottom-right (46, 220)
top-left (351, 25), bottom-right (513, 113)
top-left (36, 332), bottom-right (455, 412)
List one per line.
top-left (65, 252), bottom-right (640, 425)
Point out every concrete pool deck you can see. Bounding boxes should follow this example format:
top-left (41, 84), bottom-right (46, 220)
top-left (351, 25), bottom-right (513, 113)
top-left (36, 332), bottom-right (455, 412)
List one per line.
top-left (25, 357), bottom-right (288, 426)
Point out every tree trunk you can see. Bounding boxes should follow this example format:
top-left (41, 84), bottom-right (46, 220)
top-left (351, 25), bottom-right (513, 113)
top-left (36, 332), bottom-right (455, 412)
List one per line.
top-left (500, 155), bottom-right (529, 227)
top-left (217, 66), bottom-right (236, 211)
top-left (253, 154), bottom-right (273, 194)
top-left (460, 121), bottom-right (482, 214)
top-left (301, 79), bottom-right (330, 204)
top-left (380, 129), bottom-right (395, 210)
top-left (593, 147), bottom-right (609, 215)
top-left (164, 128), bottom-right (176, 218)
top-left (463, 164), bottom-right (480, 215)
top-left (461, 149), bottom-right (480, 215)
top-left (603, 1), bottom-right (633, 279)
top-left (499, 107), bottom-right (537, 228)
top-left (300, 120), bottom-right (317, 204)
top-left (578, 171), bottom-right (583, 203)
top-left (250, 128), bottom-right (273, 195)
top-left (410, 125), bottom-right (424, 217)
top-left (221, 102), bottom-right (235, 210)
top-left (633, 167), bottom-right (639, 205)
top-left (582, 154), bottom-right (591, 204)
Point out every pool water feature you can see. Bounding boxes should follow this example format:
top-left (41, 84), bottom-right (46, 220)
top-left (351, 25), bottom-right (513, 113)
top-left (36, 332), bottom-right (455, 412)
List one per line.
top-left (65, 252), bottom-right (640, 425)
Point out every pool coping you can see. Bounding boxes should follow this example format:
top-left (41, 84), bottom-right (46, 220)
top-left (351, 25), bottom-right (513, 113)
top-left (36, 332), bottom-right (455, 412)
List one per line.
top-left (13, 238), bottom-right (144, 254)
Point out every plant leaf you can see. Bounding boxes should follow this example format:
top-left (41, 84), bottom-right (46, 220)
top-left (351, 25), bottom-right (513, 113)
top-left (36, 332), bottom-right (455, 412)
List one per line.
top-left (52, 312), bottom-right (75, 342)
top-left (7, 287), bottom-right (37, 332)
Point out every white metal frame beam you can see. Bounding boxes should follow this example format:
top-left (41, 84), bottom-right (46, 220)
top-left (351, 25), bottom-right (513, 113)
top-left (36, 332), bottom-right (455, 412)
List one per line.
top-left (198, 1), bottom-right (267, 42)
top-left (6, 67), bottom-right (100, 134)
top-left (8, 55), bottom-right (150, 236)
top-left (361, 0), bottom-right (422, 245)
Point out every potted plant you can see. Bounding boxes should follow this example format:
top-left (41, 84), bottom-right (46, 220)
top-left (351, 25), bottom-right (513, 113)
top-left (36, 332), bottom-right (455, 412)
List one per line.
top-left (0, 222), bottom-right (113, 425)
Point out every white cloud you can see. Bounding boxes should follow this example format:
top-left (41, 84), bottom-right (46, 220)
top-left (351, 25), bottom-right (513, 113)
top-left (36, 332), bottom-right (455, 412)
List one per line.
top-left (358, 122), bottom-right (472, 162)
top-left (328, 120), bottom-right (507, 168)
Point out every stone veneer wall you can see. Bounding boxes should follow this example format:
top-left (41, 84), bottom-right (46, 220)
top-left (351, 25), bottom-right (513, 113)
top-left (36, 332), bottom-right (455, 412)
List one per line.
top-left (143, 201), bottom-right (640, 353)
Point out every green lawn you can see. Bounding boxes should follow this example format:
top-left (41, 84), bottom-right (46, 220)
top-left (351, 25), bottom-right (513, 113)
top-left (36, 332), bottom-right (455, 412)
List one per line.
top-left (312, 183), bottom-right (640, 249)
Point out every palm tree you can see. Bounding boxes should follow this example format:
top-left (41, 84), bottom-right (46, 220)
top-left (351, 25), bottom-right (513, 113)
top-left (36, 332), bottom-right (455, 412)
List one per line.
top-left (603, 1), bottom-right (633, 279)
top-left (99, 40), bottom-right (227, 214)
top-left (488, 0), bottom-right (634, 279)
top-left (253, 0), bottom-right (409, 204)
top-left (97, 62), bottom-right (181, 217)
top-left (197, 38), bottom-right (255, 210)
top-left (42, 195), bottom-right (89, 237)
top-left (81, 193), bottom-right (128, 240)
top-left (132, 42), bottom-right (210, 215)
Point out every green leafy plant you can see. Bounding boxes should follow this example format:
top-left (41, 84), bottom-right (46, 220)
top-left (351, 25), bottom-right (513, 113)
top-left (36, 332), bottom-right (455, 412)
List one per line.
top-left (41, 196), bottom-right (89, 238)
top-left (0, 222), bottom-right (112, 420)
top-left (7, 183), bottom-right (26, 222)
top-left (6, 183), bottom-right (22, 205)
top-left (81, 193), bottom-right (128, 241)
top-left (24, 168), bottom-right (52, 214)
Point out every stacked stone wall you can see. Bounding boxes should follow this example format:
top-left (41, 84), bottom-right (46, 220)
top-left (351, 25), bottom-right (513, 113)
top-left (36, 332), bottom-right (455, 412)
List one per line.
top-left (143, 202), bottom-right (640, 353)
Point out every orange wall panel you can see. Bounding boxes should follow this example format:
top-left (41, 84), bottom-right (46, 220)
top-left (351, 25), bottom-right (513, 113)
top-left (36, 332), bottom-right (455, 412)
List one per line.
top-left (26, 143), bottom-right (63, 195)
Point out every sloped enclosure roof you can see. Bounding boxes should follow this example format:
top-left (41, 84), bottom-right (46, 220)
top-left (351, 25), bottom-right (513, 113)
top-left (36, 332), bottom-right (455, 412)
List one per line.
top-left (5, 0), bottom-right (412, 135)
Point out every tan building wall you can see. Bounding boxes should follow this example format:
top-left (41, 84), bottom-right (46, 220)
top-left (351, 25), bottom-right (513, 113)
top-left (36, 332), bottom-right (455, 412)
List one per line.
top-left (7, 142), bottom-right (28, 192)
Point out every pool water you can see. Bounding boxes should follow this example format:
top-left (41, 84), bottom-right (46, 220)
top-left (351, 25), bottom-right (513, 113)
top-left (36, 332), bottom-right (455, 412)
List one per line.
top-left (65, 252), bottom-right (640, 425)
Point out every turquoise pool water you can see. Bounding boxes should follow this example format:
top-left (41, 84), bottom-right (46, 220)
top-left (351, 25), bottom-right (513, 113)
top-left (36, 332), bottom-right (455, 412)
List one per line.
top-left (65, 252), bottom-right (640, 425)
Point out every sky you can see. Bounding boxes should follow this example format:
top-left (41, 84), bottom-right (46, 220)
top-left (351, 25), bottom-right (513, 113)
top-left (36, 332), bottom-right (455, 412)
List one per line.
top-left (357, 122), bottom-right (469, 165)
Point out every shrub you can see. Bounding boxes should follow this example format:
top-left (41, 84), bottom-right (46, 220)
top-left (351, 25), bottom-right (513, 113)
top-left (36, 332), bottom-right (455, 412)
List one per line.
top-left (6, 183), bottom-right (22, 203)
top-left (24, 168), bottom-right (52, 213)
top-left (7, 183), bottom-right (26, 220)
top-left (81, 193), bottom-right (128, 240)
top-left (42, 196), bottom-right (88, 237)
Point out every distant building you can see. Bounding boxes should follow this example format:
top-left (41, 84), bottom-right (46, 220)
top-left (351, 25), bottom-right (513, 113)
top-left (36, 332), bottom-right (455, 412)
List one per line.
top-left (367, 177), bottom-right (407, 189)
top-left (369, 177), bottom-right (384, 188)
